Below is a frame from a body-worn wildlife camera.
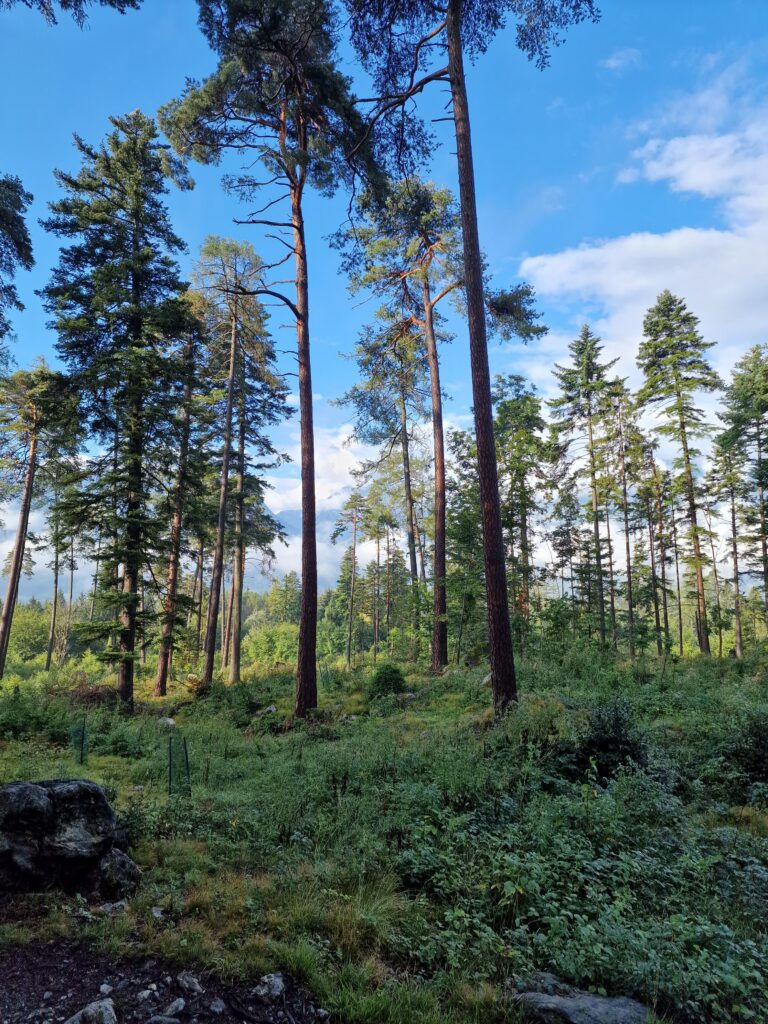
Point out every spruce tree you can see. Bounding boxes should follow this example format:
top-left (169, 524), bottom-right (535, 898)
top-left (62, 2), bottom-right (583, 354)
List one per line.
top-left (550, 325), bottom-right (616, 646)
top-left (0, 174), bottom-right (33, 343)
top-left (637, 290), bottom-right (720, 656)
top-left (42, 111), bottom-right (188, 706)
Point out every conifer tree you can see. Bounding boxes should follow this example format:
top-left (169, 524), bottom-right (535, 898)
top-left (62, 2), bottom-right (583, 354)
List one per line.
top-left (161, 0), bottom-right (378, 717)
top-left (42, 111), bottom-right (188, 706)
top-left (637, 290), bottom-right (720, 656)
top-left (0, 0), bottom-right (139, 22)
top-left (0, 364), bottom-right (75, 677)
top-left (550, 325), bottom-right (616, 646)
top-left (344, 0), bottom-right (599, 710)
top-left (0, 174), bottom-right (33, 343)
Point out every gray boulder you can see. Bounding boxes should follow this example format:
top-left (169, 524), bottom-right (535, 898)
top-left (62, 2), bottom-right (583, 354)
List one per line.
top-left (517, 990), bottom-right (651, 1024)
top-left (0, 779), bottom-right (140, 899)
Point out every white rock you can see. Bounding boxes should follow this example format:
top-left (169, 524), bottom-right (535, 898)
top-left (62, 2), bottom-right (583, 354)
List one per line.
top-left (176, 971), bottom-right (204, 995)
top-left (209, 997), bottom-right (226, 1015)
top-left (254, 972), bottom-right (285, 1001)
top-left (158, 717), bottom-right (176, 729)
top-left (98, 985), bottom-right (112, 997)
top-left (63, 999), bottom-right (118, 1024)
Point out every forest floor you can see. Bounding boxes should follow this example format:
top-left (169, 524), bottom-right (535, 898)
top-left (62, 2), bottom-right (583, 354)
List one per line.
top-left (1, 648), bottom-right (767, 1023)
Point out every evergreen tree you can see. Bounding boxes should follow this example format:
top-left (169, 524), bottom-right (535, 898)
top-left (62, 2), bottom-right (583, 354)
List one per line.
top-left (41, 110), bottom-right (188, 706)
top-left (0, 174), bottom-right (33, 343)
top-left (161, 0), bottom-right (378, 717)
top-left (550, 325), bottom-right (616, 646)
top-left (343, 0), bottom-right (599, 711)
top-left (0, 0), bottom-right (139, 23)
top-left (637, 290), bottom-right (720, 656)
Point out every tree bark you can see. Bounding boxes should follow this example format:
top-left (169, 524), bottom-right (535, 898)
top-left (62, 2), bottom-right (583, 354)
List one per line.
top-left (346, 505), bottom-right (357, 671)
top-left (586, 411), bottom-right (606, 645)
top-left (201, 311), bottom-right (238, 691)
top-left (447, 0), bottom-right (516, 710)
top-left (677, 395), bottom-right (710, 654)
top-left (671, 504), bottom-right (684, 656)
top-left (229, 385), bottom-right (247, 684)
top-left (45, 506), bottom-right (60, 672)
top-left (730, 484), bottom-right (744, 658)
top-left (292, 183), bottom-right (318, 717)
top-left (756, 423), bottom-right (768, 629)
top-left (647, 506), bottom-right (663, 657)
top-left (0, 431), bottom-right (38, 677)
top-left (423, 282), bottom-right (448, 670)
top-left (154, 338), bottom-right (193, 697)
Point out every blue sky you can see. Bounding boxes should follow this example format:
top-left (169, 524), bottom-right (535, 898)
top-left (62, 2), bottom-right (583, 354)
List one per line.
top-left (2, 0), bottom-right (768, 596)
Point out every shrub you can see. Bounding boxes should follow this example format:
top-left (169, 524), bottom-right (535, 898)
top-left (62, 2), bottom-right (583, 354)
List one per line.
top-left (726, 706), bottom-right (768, 788)
top-left (367, 663), bottom-right (406, 701)
top-left (553, 698), bottom-right (648, 782)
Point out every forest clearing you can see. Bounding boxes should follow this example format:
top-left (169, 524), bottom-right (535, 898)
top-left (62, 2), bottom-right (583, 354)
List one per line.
top-left (1, 1), bottom-right (768, 1022)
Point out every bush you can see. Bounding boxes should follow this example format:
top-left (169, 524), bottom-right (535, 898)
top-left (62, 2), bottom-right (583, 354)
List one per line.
top-left (726, 706), bottom-right (768, 788)
top-left (367, 662), bottom-right (406, 701)
top-left (553, 698), bottom-right (648, 782)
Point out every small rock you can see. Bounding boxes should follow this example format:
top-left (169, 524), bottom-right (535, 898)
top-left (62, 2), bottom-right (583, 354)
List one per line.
top-left (43, 993), bottom-right (53, 1002)
top-left (158, 718), bottom-right (176, 729)
top-left (260, 704), bottom-right (278, 715)
top-left (151, 906), bottom-right (165, 921)
top-left (63, 999), bottom-right (118, 1024)
top-left (253, 972), bottom-right (285, 1001)
top-left (98, 985), bottom-right (112, 997)
top-left (146, 1018), bottom-right (180, 1024)
top-left (163, 998), bottom-right (185, 1017)
top-left (97, 848), bottom-right (142, 900)
top-left (137, 990), bottom-right (153, 1002)
top-left (176, 971), bottom-right (204, 995)
top-left (316, 1010), bottom-right (330, 1021)
top-left (209, 998), bottom-right (226, 1016)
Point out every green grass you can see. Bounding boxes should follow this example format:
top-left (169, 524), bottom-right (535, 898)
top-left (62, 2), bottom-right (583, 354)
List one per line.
top-left (1, 649), bottom-right (767, 1022)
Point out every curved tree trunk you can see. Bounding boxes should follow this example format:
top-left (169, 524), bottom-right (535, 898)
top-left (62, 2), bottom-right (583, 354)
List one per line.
top-left (447, 0), bottom-right (516, 711)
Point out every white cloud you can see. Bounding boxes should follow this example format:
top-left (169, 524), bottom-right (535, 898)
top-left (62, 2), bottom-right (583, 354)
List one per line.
top-left (521, 62), bottom-right (768, 392)
top-left (600, 47), bottom-right (641, 73)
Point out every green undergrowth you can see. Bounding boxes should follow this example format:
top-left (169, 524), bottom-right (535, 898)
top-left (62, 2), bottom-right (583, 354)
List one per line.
top-left (1, 649), bottom-right (768, 1022)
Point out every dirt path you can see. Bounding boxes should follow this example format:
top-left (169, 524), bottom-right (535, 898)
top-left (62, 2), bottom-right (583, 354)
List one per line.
top-left (0, 939), bottom-right (328, 1024)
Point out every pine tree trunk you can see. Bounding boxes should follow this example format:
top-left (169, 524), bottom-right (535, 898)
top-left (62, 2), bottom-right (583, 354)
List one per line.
top-left (154, 341), bottom-right (193, 696)
top-left (201, 312), bottom-right (238, 692)
top-left (229, 390), bottom-right (246, 684)
top-left (423, 282), bottom-right (448, 669)
top-left (647, 508), bottom-right (663, 657)
top-left (373, 532), bottom-right (380, 663)
top-left (46, 510), bottom-right (60, 673)
top-left (587, 413), bottom-right (606, 645)
top-left (671, 504), bottom-right (684, 656)
top-left (651, 460), bottom-right (671, 648)
top-left (61, 538), bottom-right (74, 665)
top-left (0, 430), bottom-right (38, 677)
top-left (447, 0), bottom-right (516, 711)
top-left (755, 423), bottom-right (768, 629)
top-left (730, 485), bottom-right (744, 657)
top-left (346, 507), bottom-right (357, 671)
top-left (706, 515), bottom-right (723, 657)
top-left (618, 435), bottom-right (635, 658)
top-left (89, 529), bottom-right (101, 623)
top-left (223, 559), bottom-right (236, 670)
top-left (399, 385), bottom-right (420, 660)
top-left (195, 543), bottom-right (205, 662)
top-left (677, 396), bottom-right (710, 654)
top-left (292, 181), bottom-right (318, 718)
top-left (604, 502), bottom-right (617, 648)
top-left (386, 528), bottom-right (392, 654)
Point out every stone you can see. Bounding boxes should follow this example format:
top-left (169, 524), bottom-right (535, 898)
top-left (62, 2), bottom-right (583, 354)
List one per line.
top-left (98, 985), bottom-right (112, 997)
top-left (151, 906), bottom-right (165, 921)
top-left (62, 999), bottom-right (118, 1024)
top-left (516, 990), bottom-right (651, 1024)
top-left (97, 848), bottom-right (142, 900)
top-left (158, 718), bottom-right (176, 729)
top-left (253, 972), bottom-right (285, 1001)
top-left (0, 780), bottom-right (140, 900)
top-left (163, 998), bottom-right (185, 1016)
top-left (209, 998), bottom-right (226, 1016)
top-left (176, 971), bottom-right (204, 995)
